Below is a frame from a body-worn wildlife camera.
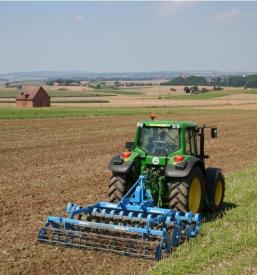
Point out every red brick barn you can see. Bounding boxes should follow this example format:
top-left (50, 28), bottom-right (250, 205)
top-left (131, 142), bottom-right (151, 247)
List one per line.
top-left (16, 86), bottom-right (51, 107)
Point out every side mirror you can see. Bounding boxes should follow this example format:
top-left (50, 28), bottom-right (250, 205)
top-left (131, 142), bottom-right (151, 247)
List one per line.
top-left (211, 128), bottom-right (218, 138)
top-left (125, 142), bottom-right (134, 151)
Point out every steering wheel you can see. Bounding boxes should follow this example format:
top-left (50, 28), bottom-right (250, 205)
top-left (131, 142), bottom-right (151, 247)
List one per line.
top-left (152, 140), bottom-right (169, 155)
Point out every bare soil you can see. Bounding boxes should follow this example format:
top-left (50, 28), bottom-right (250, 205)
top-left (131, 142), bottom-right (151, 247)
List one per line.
top-left (1, 110), bottom-right (257, 274)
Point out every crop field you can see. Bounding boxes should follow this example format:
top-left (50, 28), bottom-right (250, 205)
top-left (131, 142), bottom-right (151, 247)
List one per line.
top-left (1, 85), bottom-right (257, 109)
top-left (0, 87), bottom-right (19, 98)
top-left (1, 107), bottom-right (257, 274)
top-left (163, 90), bottom-right (243, 100)
top-left (0, 106), bottom-right (176, 119)
top-left (0, 86), bottom-right (142, 98)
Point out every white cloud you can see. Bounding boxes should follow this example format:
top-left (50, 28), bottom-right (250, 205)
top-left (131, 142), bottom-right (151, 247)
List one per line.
top-left (73, 15), bottom-right (84, 23)
top-left (150, 1), bottom-right (198, 17)
top-left (212, 8), bottom-right (241, 23)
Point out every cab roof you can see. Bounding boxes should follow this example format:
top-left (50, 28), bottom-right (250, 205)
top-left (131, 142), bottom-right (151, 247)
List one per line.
top-left (140, 120), bottom-right (198, 128)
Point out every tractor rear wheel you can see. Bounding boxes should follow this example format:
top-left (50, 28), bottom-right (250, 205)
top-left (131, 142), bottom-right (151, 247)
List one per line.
top-left (205, 168), bottom-right (225, 210)
top-left (108, 174), bottom-right (128, 203)
top-left (167, 166), bottom-right (205, 214)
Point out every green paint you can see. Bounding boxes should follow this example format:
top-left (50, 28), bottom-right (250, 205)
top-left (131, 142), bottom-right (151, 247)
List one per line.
top-left (126, 119), bottom-right (198, 205)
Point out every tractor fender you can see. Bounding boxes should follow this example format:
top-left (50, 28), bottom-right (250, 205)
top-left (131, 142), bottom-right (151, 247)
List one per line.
top-left (108, 155), bottom-right (134, 174)
top-left (165, 156), bottom-right (204, 178)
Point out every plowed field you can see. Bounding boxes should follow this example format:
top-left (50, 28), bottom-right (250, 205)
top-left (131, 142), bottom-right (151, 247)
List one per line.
top-left (1, 109), bottom-right (257, 274)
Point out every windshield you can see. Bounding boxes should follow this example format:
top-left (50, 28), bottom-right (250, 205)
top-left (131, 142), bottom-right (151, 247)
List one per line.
top-left (138, 127), bottom-right (179, 156)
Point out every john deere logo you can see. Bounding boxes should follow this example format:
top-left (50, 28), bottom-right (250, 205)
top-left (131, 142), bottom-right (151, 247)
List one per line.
top-left (152, 157), bottom-right (160, 165)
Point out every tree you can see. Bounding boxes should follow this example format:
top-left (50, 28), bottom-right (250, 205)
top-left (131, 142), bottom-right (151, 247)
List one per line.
top-left (245, 75), bottom-right (257, 88)
top-left (184, 87), bottom-right (190, 93)
top-left (190, 86), bottom-right (198, 94)
top-left (161, 76), bottom-right (208, 86)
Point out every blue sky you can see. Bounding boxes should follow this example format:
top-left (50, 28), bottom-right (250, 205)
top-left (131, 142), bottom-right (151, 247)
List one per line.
top-left (1, 1), bottom-right (257, 73)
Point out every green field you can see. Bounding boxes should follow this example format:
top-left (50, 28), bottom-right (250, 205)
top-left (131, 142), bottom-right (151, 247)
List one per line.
top-left (164, 90), bottom-right (243, 100)
top-left (0, 87), bottom-right (142, 98)
top-left (47, 88), bottom-right (142, 97)
top-left (48, 90), bottom-right (114, 97)
top-left (0, 87), bottom-right (19, 97)
top-left (0, 106), bottom-right (176, 119)
top-left (51, 99), bottom-right (109, 103)
top-left (92, 88), bottom-right (142, 95)
top-left (150, 166), bottom-right (257, 274)
top-left (0, 106), bottom-right (255, 120)
top-left (244, 89), bottom-right (257, 95)
top-left (0, 88), bottom-right (113, 98)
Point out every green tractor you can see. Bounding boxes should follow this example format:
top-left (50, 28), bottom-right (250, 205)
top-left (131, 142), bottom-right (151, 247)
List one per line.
top-left (108, 116), bottom-right (225, 214)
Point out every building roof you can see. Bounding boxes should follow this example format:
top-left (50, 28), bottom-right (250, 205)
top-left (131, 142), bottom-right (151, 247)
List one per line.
top-left (16, 86), bottom-right (49, 100)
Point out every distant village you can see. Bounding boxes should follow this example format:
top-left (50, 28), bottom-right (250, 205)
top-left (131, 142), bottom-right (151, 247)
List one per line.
top-left (46, 80), bottom-right (154, 88)
top-left (4, 80), bottom-right (154, 90)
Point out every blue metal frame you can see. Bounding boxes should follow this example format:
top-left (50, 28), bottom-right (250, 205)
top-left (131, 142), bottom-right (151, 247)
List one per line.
top-left (38, 175), bottom-right (201, 260)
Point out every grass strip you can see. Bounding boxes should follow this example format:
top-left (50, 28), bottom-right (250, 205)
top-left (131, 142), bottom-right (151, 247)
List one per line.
top-left (0, 106), bottom-right (256, 120)
top-left (150, 166), bottom-right (257, 274)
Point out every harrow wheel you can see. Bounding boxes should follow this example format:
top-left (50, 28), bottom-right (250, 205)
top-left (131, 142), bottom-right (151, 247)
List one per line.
top-left (108, 174), bottom-right (127, 203)
top-left (167, 166), bottom-right (205, 214)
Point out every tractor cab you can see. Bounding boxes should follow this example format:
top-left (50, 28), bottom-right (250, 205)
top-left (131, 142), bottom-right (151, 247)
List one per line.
top-left (128, 119), bottom-right (218, 164)
top-left (137, 123), bottom-right (180, 156)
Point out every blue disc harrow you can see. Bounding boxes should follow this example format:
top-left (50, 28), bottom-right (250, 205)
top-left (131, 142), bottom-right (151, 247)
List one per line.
top-left (38, 175), bottom-right (201, 260)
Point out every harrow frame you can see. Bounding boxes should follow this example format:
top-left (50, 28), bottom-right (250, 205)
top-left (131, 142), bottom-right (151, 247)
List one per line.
top-left (38, 175), bottom-right (201, 260)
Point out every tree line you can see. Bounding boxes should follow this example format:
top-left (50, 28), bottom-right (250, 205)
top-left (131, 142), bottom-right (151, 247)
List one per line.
top-left (161, 75), bottom-right (257, 88)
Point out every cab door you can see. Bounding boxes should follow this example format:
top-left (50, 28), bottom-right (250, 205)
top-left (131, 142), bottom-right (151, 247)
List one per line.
top-left (185, 128), bottom-right (198, 156)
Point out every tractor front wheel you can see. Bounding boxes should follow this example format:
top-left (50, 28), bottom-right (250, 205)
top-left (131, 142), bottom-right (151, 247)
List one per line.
top-left (167, 166), bottom-right (205, 214)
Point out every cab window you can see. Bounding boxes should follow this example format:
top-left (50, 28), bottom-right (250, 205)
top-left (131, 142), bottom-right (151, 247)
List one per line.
top-left (138, 126), bottom-right (179, 156)
top-left (185, 128), bottom-right (198, 155)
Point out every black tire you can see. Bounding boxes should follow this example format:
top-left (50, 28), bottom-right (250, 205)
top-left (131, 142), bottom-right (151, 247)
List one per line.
top-left (205, 168), bottom-right (225, 210)
top-left (167, 166), bottom-right (205, 214)
top-left (108, 174), bottom-right (128, 203)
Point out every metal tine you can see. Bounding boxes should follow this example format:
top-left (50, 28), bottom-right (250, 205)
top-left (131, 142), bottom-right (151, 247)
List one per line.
top-left (40, 227), bottom-right (158, 259)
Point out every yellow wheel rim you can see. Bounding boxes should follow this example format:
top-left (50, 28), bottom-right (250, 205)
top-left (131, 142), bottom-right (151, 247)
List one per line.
top-left (188, 178), bottom-right (201, 213)
top-left (215, 181), bottom-right (223, 206)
